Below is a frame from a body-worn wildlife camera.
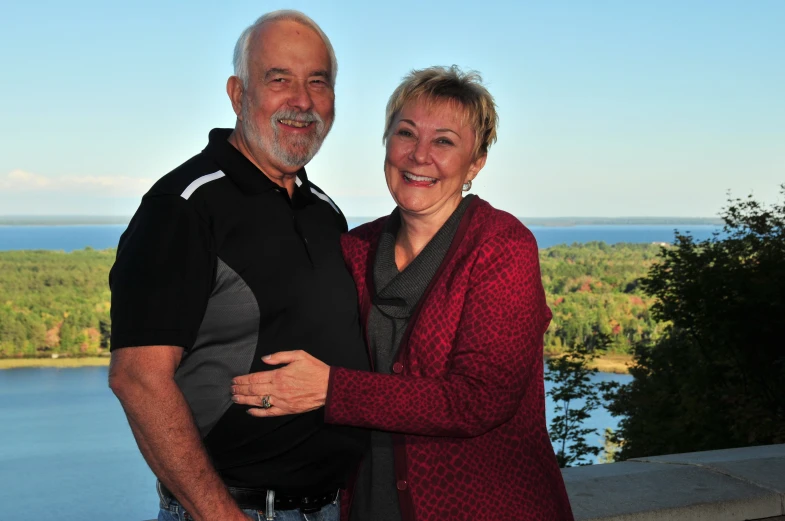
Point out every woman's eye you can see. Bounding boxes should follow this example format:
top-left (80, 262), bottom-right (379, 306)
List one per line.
top-left (436, 138), bottom-right (454, 146)
top-left (397, 129), bottom-right (413, 137)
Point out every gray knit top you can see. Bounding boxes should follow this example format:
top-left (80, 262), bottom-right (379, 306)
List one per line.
top-left (349, 195), bottom-right (475, 521)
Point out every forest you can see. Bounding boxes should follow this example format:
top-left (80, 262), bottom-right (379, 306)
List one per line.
top-left (0, 248), bottom-right (113, 357)
top-left (0, 242), bottom-right (662, 358)
top-left (547, 189), bottom-right (785, 464)
top-left (541, 242), bottom-right (665, 354)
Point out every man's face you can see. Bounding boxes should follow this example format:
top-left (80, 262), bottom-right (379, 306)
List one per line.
top-left (239, 20), bottom-right (335, 174)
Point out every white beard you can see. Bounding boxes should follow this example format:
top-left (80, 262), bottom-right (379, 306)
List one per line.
top-left (242, 105), bottom-right (331, 169)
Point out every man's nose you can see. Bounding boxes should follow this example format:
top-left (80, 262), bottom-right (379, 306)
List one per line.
top-left (287, 80), bottom-right (314, 112)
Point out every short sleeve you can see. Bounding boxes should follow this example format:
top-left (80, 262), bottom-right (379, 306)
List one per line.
top-left (109, 194), bottom-right (214, 350)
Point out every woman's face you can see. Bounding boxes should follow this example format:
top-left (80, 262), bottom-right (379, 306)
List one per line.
top-left (384, 98), bottom-right (486, 222)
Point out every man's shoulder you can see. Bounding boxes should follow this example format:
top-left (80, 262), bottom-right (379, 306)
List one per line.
top-left (304, 179), bottom-right (343, 215)
top-left (146, 150), bottom-right (225, 201)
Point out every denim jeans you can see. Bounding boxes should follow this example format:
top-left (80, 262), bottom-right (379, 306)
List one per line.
top-left (157, 492), bottom-right (339, 521)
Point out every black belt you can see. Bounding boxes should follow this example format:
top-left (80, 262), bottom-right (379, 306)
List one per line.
top-left (159, 482), bottom-right (338, 514)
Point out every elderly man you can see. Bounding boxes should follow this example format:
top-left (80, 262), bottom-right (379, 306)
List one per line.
top-left (108, 10), bottom-right (369, 521)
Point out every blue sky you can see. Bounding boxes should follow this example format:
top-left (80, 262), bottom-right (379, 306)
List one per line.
top-left (1, 0), bottom-right (782, 217)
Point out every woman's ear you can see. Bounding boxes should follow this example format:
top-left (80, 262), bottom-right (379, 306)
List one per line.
top-left (467, 153), bottom-right (487, 182)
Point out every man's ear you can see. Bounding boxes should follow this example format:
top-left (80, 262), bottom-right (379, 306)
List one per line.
top-left (227, 76), bottom-right (244, 118)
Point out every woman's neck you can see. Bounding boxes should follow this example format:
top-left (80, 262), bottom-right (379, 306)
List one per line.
top-left (394, 198), bottom-right (462, 271)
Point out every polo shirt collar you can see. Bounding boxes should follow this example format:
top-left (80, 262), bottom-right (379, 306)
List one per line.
top-left (203, 128), bottom-right (315, 202)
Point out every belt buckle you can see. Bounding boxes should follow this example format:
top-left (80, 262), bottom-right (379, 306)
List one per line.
top-left (265, 490), bottom-right (275, 521)
top-left (300, 495), bottom-right (320, 514)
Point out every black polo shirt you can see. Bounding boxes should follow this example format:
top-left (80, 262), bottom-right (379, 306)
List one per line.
top-left (110, 128), bottom-right (370, 494)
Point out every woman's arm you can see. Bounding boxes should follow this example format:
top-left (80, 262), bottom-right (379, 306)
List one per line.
top-left (232, 227), bottom-right (549, 437)
top-left (325, 229), bottom-right (549, 437)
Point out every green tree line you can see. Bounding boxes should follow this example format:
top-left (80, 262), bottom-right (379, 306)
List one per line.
top-left (547, 188), bottom-right (785, 466)
top-left (608, 189), bottom-right (785, 457)
top-left (0, 248), bottom-right (112, 357)
top-left (0, 243), bottom-right (662, 358)
top-left (541, 242), bottom-right (666, 354)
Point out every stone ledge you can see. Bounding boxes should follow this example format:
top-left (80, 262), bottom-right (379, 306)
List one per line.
top-left (143, 445), bottom-right (785, 521)
top-left (562, 444), bottom-right (785, 521)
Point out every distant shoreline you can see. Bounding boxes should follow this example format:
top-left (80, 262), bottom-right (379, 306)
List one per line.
top-left (0, 216), bottom-right (724, 227)
top-left (0, 217), bottom-right (131, 226)
top-left (522, 218), bottom-right (723, 227)
top-left (544, 352), bottom-right (633, 374)
top-left (0, 354), bottom-right (633, 373)
top-left (0, 357), bottom-right (111, 370)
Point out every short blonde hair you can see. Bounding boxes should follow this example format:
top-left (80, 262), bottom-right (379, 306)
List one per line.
top-left (383, 65), bottom-right (498, 160)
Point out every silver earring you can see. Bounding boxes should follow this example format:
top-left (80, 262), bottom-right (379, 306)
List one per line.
top-left (462, 180), bottom-right (472, 192)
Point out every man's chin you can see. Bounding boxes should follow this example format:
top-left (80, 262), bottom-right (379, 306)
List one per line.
top-left (275, 144), bottom-right (323, 169)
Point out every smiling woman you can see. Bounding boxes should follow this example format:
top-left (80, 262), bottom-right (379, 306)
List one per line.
top-left (232, 66), bottom-right (574, 521)
top-left (383, 100), bottom-right (485, 238)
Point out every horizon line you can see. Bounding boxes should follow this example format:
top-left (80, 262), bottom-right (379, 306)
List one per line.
top-left (0, 215), bottom-right (725, 225)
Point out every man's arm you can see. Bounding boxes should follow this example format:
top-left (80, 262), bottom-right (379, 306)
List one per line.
top-left (109, 345), bottom-right (248, 521)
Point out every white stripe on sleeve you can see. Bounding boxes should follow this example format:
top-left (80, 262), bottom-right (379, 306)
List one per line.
top-left (310, 187), bottom-right (340, 214)
top-left (180, 171), bottom-right (225, 200)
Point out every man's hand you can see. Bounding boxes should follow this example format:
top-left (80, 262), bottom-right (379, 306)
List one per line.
top-left (109, 345), bottom-right (248, 521)
top-left (231, 350), bottom-right (330, 417)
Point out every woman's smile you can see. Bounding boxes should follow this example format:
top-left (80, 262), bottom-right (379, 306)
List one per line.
top-left (402, 171), bottom-right (438, 187)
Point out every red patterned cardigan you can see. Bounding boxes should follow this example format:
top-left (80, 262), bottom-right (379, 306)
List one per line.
top-left (326, 197), bottom-right (575, 521)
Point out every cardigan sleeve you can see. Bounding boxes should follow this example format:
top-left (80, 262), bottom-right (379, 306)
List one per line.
top-left (325, 225), bottom-right (550, 437)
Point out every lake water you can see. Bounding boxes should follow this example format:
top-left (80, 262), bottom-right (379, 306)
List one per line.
top-left (0, 221), bottom-right (674, 519)
top-left (0, 222), bottom-right (723, 252)
top-left (0, 366), bottom-right (630, 520)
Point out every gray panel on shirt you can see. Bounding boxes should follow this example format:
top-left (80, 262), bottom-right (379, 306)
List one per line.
top-left (175, 257), bottom-right (260, 437)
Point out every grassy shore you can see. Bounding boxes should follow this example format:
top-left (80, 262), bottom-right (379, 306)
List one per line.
top-left (544, 352), bottom-right (633, 374)
top-left (588, 354), bottom-right (633, 374)
top-left (1, 354), bottom-right (633, 373)
top-left (0, 357), bottom-right (110, 370)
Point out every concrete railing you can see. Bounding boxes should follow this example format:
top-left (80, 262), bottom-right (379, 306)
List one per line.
top-left (145, 444), bottom-right (785, 521)
top-left (562, 444), bottom-right (785, 521)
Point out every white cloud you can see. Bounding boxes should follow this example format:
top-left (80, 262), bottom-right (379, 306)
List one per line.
top-left (0, 170), bottom-right (154, 197)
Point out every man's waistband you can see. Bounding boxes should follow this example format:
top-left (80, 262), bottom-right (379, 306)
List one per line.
top-left (157, 481), bottom-right (339, 514)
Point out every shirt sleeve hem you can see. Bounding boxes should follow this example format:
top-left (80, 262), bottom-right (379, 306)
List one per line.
top-left (109, 330), bottom-right (194, 351)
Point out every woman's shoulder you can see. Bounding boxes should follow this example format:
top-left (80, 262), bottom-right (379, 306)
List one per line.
top-left (340, 215), bottom-right (388, 264)
top-left (469, 198), bottom-right (538, 249)
top-left (342, 216), bottom-right (387, 243)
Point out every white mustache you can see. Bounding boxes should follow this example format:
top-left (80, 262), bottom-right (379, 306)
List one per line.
top-left (271, 109), bottom-right (323, 125)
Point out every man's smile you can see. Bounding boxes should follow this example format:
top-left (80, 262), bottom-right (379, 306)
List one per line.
top-left (278, 119), bottom-right (314, 129)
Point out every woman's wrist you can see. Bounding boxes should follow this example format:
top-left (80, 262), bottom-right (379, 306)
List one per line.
top-left (323, 365), bottom-right (339, 421)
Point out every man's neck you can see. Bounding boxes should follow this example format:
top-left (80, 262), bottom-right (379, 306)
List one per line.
top-left (227, 129), bottom-right (298, 197)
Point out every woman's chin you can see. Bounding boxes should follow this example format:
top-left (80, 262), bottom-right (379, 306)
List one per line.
top-left (395, 198), bottom-right (433, 216)
top-left (394, 192), bottom-right (463, 221)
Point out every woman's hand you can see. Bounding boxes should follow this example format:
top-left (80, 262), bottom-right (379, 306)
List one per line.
top-left (230, 350), bottom-right (330, 417)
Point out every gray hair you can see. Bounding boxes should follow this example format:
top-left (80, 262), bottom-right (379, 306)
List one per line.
top-left (232, 10), bottom-right (338, 87)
